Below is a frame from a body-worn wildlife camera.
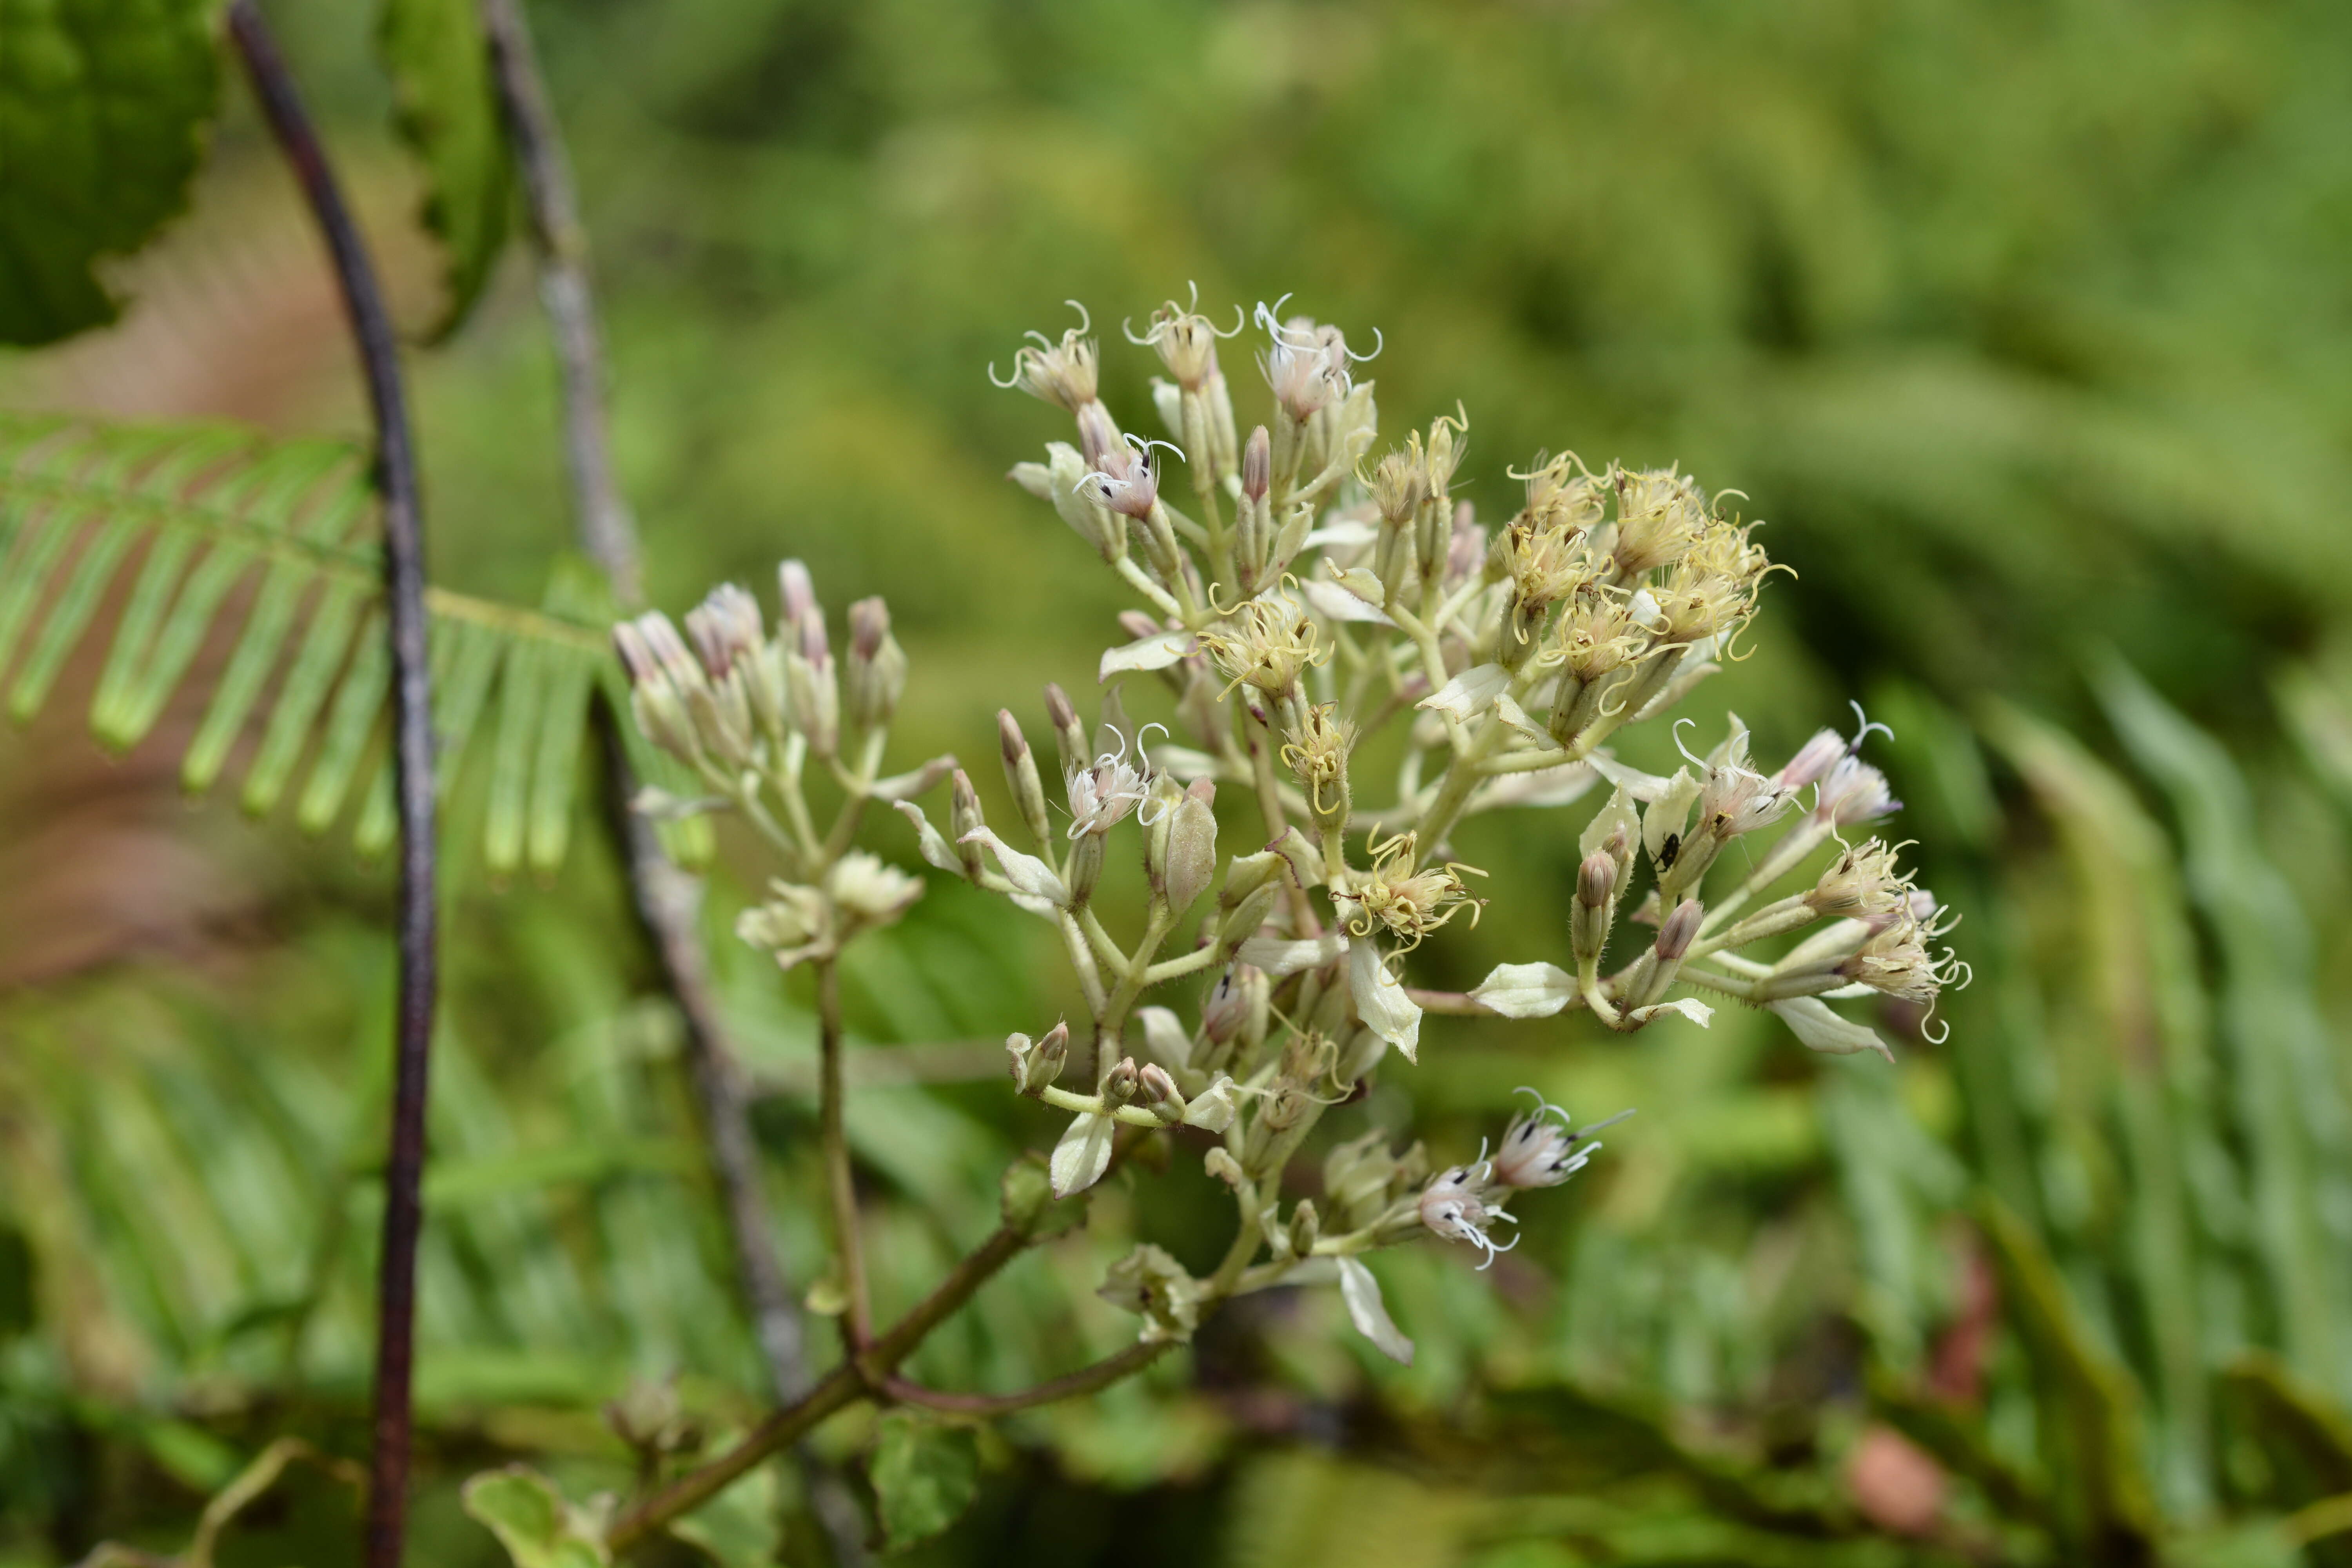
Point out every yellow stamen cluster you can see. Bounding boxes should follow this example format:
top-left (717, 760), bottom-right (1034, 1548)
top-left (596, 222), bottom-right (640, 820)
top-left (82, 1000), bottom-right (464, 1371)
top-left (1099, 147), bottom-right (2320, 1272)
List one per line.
top-left (1201, 593), bottom-right (1327, 698)
top-left (1650, 519), bottom-right (1775, 645)
top-left (1550, 585), bottom-right (1654, 681)
top-left (1347, 831), bottom-right (1486, 950)
top-left (1607, 464), bottom-right (1711, 577)
top-left (1281, 702), bottom-right (1357, 823)
top-left (1514, 451), bottom-right (1607, 537)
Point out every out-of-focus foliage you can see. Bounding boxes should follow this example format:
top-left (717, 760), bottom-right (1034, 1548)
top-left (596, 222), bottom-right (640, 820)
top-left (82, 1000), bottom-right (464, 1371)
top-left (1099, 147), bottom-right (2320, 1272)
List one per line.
top-left (0, 0), bottom-right (221, 346)
top-left (5, 0), bottom-right (2352, 1564)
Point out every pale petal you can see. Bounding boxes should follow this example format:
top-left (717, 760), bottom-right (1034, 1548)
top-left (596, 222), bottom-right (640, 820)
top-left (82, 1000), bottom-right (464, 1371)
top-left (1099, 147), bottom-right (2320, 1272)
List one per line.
top-left (1050, 1112), bottom-right (1116, 1198)
top-left (1417, 662), bottom-right (1510, 724)
top-left (1337, 1257), bottom-right (1414, 1366)
top-left (1586, 753), bottom-right (1680, 802)
top-left (1303, 519), bottom-right (1379, 549)
top-left (1470, 962), bottom-right (1578, 1019)
top-left (895, 800), bottom-right (965, 876)
top-left (958, 826), bottom-right (1071, 906)
top-left (1137, 1006), bottom-right (1192, 1070)
top-left (1301, 574), bottom-right (1394, 626)
top-left (1641, 769), bottom-right (1701, 860)
top-left (1768, 997), bottom-right (1894, 1062)
top-left (1349, 938), bottom-right (1422, 1063)
top-left (1238, 932), bottom-right (1348, 977)
top-left (1098, 630), bottom-right (1197, 682)
top-left (1579, 784), bottom-right (1641, 860)
top-left (1628, 996), bottom-right (1714, 1029)
top-left (1181, 1076), bottom-right (1239, 1133)
top-left (1471, 761), bottom-right (1597, 811)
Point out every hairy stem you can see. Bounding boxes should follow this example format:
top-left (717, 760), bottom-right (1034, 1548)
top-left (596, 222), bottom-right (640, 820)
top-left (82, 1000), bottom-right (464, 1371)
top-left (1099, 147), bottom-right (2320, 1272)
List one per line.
top-left (227, 9), bottom-right (437, 1564)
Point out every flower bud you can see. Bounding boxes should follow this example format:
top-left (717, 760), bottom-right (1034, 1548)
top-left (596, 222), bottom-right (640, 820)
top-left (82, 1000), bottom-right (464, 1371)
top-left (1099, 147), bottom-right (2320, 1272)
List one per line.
top-left (1137, 1063), bottom-right (1185, 1124)
top-left (1217, 882), bottom-right (1280, 954)
top-left (843, 596), bottom-right (906, 732)
top-left (1065, 824), bottom-right (1106, 906)
top-left (950, 769), bottom-right (989, 881)
top-left (1044, 682), bottom-right (1089, 777)
top-left (684, 583), bottom-right (764, 682)
top-left (1007, 1021), bottom-right (1069, 1094)
top-left (1101, 1056), bottom-right (1141, 1106)
top-left (1161, 780), bottom-right (1218, 914)
top-left (613, 618), bottom-right (702, 764)
top-left (998, 709), bottom-right (1053, 846)
top-left (1572, 850), bottom-right (1617, 964)
top-left (1287, 1199), bottom-right (1320, 1258)
top-left (1655, 898), bottom-right (1702, 962)
top-left (1242, 425), bottom-right (1270, 502)
top-left (778, 560), bottom-right (821, 640)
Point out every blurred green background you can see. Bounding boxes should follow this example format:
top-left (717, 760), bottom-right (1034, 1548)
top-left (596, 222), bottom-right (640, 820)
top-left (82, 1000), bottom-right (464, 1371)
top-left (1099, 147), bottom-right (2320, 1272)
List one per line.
top-left (6, 0), bottom-right (2352, 1563)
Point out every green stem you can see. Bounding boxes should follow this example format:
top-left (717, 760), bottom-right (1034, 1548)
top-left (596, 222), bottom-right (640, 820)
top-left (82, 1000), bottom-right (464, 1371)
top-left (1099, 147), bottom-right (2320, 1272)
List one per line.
top-left (815, 959), bottom-right (870, 1347)
top-left (883, 1341), bottom-right (1172, 1417)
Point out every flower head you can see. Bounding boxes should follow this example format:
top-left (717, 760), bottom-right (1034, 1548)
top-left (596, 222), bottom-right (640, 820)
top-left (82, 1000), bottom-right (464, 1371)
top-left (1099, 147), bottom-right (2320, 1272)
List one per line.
top-left (1838, 913), bottom-right (1968, 1007)
top-left (1280, 702), bottom-right (1357, 827)
top-left (1814, 753), bottom-right (1900, 827)
top-left (1608, 464), bottom-right (1713, 577)
top-left (1493, 1090), bottom-right (1628, 1189)
top-left (1128, 290), bottom-right (1238, 390)
top-left (1065, 723), bottom-right (1165, 839)
top-left (1200, 592), bottom-right (1327, 698)
top-left (1345, 831), bottom-right (1485, 950)
top-left (1513, 451), bottom-right (1607, 537)
top-left (990, 303), bottom-right (1101, 412)
top-left (1417, 1160), bottom-right (1517, 1269)
top-left (1078, 433), bottom-right (1182, 520)
top-left (1806, 838), bottom-right (1917, 923)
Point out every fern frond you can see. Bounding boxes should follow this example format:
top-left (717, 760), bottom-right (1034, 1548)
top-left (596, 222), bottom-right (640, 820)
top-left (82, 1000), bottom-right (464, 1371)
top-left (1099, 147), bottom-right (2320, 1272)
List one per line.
top-left (0, 411), bottom-right (666, 874)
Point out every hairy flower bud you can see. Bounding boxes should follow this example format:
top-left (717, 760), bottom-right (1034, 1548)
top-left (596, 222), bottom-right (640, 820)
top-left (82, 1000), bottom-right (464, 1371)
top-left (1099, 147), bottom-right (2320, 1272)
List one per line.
top-left (1100, 1055), bottom-right (1141, 1106)
top-left (1007, 1021), bottom-right (1070, 1093)
top-left (1241, 424), bottom-right (1270, 502)
top-left (1571, 850), bottom-right (1617, 964)
top-left (1654, 898), bottom-right (1702, 962)
top-left (1137, 1062), bottom-right (1185, 1124)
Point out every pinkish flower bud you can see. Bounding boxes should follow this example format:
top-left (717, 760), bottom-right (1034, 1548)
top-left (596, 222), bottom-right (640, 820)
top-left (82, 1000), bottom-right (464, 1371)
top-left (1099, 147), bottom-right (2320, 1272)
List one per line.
top-left (1137, 1062), bottom-right (1185, 1123)
top-left (1577, 852), bottom-right (1616, 909)
top-left (1655, 898), bottom-right (1702, 962)
top-left (1101, 1055), bottom-right (1141, 1105)
top-left (1242, 425), bottom-right (1270, 501)
top-left (1044, 682), bottom-right (1088, 775)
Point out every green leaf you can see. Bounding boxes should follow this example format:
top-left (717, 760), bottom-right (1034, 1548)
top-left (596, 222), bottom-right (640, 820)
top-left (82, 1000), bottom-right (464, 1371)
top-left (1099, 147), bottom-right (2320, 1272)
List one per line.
top-left (461, 1466), bottom-right (612, 1568)
top-left (1975, 1193), bottom-right (2162, 1555)
top-left (0, 413), bottom-right (613, 870)
top-left (0, 0), bottom-right (222, 345)
top-left (377, 0), bottom-right (515, 339)
top-left (667, 1456), bottom-right (780, 1568)
top-left (869, 1409), bottom-right (980, 1552)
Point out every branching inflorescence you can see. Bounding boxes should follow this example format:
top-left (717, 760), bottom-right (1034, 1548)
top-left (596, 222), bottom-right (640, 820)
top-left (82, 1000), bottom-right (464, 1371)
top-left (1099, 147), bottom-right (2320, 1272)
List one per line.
top-left (606, 293), bottom-right (1962, 1530)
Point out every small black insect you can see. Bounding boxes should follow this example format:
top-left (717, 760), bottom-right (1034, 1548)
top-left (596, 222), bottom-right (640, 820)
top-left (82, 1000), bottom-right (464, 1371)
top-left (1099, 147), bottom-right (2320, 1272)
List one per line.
top-left (1656, 832), bottom-right (1682, 871)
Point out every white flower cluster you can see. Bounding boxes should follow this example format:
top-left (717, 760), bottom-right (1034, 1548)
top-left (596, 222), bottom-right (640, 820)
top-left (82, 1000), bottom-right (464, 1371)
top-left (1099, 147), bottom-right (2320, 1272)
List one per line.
top-left (615, 294), bottom-right (1963, 1371)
